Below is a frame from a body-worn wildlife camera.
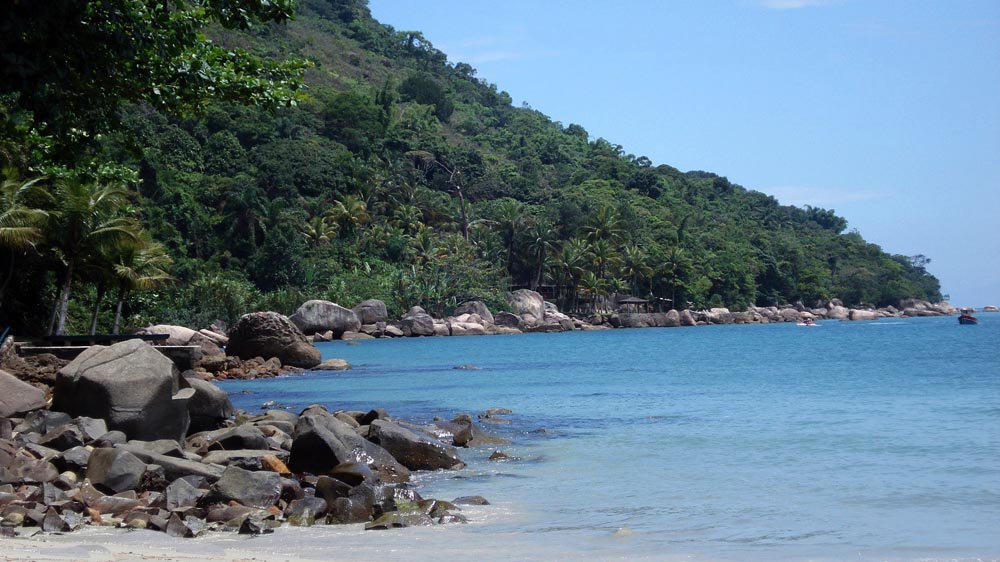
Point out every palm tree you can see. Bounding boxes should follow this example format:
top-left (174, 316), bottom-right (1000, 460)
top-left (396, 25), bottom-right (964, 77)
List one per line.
top-left (46, 178), bottom-right (140, 335)
top-left (621, 244), bottom-right (653, 295)
top-left (583, 206), bottom-right (625, 243)
top-left (525, 222), bottom-right (558, 290)
top-left (492, 198), bottom-right (523, 275)
top-left (0, 169), bottom-right (50, 303)
top-left (111, 234), bottom-right (173, 334)
top-left (300, 215), bottom-right (337, 246)
top-left (578, 271), bottom-right (608, 313)
top-left (587, 238), bottom-right (620, 281)
top-left (327, 194), bottom-right (370, 235)
top-left (408, 227), bottom-right (440, 265)
top-left (551, 237), bottom-right (589, 311)
top-left (392, 204), bottom-right (423, 235)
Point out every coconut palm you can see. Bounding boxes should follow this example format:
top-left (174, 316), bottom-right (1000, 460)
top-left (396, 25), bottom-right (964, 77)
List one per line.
top-left (551, 237), bottom-right (589, 311)
top-left (46, 178), bottom-right (140, 335)
top-left (300, 214), bottom-right (337, 246)
top-left (583, 206), bottom-right (625, 243)
top-left (0, 169), bottom-right (50, 303)
top-left (525, 222), bottom-right (558, 290)
top-left (587, 238), bottom-right (620, 281)
top-left (621, 244), bottom-right (653, 295)
top-left (327, 194), bottom-right (370, 235)
top-left (111, 234), bottom-right (173, 334)
top-left (391, 204), bottom-right (423, 235)
top-left (491, 198), bottom-right (523, 275)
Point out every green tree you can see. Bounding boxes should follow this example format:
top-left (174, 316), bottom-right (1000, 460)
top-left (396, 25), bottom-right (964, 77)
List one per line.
top-left (0, 170), bottom-right (50, 303)
top-left (0, 0), bottom-right (306, 160)
top-left (45, 178), bottom-right (140, 334)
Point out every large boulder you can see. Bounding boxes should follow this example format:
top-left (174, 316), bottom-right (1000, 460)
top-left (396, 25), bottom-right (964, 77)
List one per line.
top-left (849, 309), bottom-right (879, 321)
top-left (182, 373), bottom-right (234, 433)
top-left (210, 466), bottom-right (282, 509)
top-left (86, 448), bottom-right (147, 494)
top-left (493, 311), bottom-right (523, 329)
top-left (141, 324), bottom-right (225, 369)
top-left (0, 369), bottom-right (47, 417)
top-left (507, 290), bottom-right (546, 323)
top-left (288, 412), bottom-right (410, 483)
top-left (399, 307), bottom-right (435, 337)
top-left (368, 419), bottom-right (464, 471)
top-left (453, 301), bottom-right (494, 325)
top-left (290, 300), bottom-right (362, 338)
top-left (679, 310), bottom-right (697, 327)
top-left (827, 305), bottom-right (850, 320)
top-left (52, 339), bottom-right (193, 441)
top-left (227, 312), bottom-right (321, 368)
top-left (352, 299), bottom-right (389, 325)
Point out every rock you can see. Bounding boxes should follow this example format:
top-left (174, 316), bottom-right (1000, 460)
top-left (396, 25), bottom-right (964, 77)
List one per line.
top-left (86, 448), bottom-right (147, 494)
top-left (288, 413), bottom-right (410, 483)
top-left (73, 417), bottom-right (108, 442)
top-left (507, 289), bottom-right (546, 323)
top-left (454, 301), bottom-right (495, 324)
top-left (182, 373), bottom-right (234, 434)
top-left (15, 410), bottom-right (71, 435)
top-left (453, 495), bottom-right (490, 505)
top-left (165, 513), bottom-right (194, 538)
top-left (227, 312), bottom-right (321, 369)
top-left (52, 340), bottom-right (193, 441)
top-left (311, 358), bottom-right (351, 371)
top-left (165, 477), bottom-right (204, 511)
top-left (828, 305), bottom-right (850, 320)
top-left (493, 311), bottom-right (523, 329)
top-left (38, 425), bottom-right (85, 451)
top-left (779, 308), bottom-right (803, 323)
top-left (200, 450), bottom-right (286, 471)
top-left (679, 310), bottom-right (697, 327)
top-left (41, 507), bottom-right (70, 532)
top-left (341, 331), bottom-right (374, 340)
top-left (289, 300), bottom-right (361, 338)
top-left (53, 446), bottom-right (91, 473)
top-left (384, 325), bottom-right (404, 337)
top-left (198, 329), bottom-right (229, 346)
top-left (367, 419), bottom-right (465, 471)
top-left (142, 325), bottom-right (225, 370)
top-left (210, 424), bottom-right (268, 451)
top-left (0, 370), bottom-right (47, 418)
top-left (352, 299), bottom-right (389, 325)
top-left (210, 466), bottom-right (281, 509)
top-left (449, 322), bottom-right (487, 336)
top-left (399, 308), bottom-right (435, 337)
top-left (123, 449), bottom-right (223, 482)
top-left (285, 496), bottom-right (328, 526)
top-left (849, 309), bottom-right (879, 321)
top-left (365, 512), bottom-right (434, 530)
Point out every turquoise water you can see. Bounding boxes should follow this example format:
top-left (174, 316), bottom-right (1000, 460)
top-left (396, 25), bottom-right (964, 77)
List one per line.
top-left (220, 315), bottom-right (1000, 561)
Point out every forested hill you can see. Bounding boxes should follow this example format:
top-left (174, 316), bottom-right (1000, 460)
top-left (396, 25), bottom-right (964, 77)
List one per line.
top-left (0, 0), bottom-right (941, 334)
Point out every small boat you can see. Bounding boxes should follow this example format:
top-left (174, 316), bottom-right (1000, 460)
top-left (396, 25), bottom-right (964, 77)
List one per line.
top-left (797, 319), bottom-right (819, 327)
top-left (958, 308), bottom-right (978, 325)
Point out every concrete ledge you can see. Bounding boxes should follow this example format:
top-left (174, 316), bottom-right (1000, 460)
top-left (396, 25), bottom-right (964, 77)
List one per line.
top-left (18, 345), bottom-right (202, 371)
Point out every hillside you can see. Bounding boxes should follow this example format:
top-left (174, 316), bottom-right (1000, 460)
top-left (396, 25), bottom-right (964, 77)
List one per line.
top-left (0, 0), bottom-right (941, 334)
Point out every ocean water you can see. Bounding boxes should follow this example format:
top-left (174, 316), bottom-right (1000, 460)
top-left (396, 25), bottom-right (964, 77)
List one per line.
top-left (215, 314), bottom-right (1000, 562)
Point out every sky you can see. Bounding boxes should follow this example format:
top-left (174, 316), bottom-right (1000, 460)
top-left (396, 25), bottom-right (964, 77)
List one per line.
top-left (368, 0), bottom-right (1000, 307)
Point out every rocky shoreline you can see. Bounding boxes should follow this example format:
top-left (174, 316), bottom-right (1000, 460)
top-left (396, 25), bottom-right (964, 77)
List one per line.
top-left (0, 338), bottom-right (512, 539)
top-left (0, 291), bottom-right (968, 542)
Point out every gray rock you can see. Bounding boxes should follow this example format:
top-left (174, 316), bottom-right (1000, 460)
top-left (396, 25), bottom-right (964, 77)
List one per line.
top-left (493, 311), bottom-right (523, 328)
top-left (507, 289), bottom-right (546, 323)
top-left (0, 370), bottom-right (47, 418)
top-left (352, 299), bottom-right (389, 325)
top-left (290, 300), bottom-right (362, 338)
top-left (211, 466), bottom-right (281, 509)
top-left (14, 410), bottom-right (71, 436)
top-left (227, 312), bottom-right (321, 369)
top-left (165, 477), bottom-right (204, 510)
top-left (453, 495), bottom-right (490, 505)
top-left (368, 419), bottom-right (464, 471)
top-left (849, 309), bottom-right (879, 321)
top-left (453, 301), bottom-right (495, 324)
top-left (288, 413), bottom-right (410, 483)
top-left (86, 448), bottom-right (147, 494)
top-left (182, 374), bottom-right (234, 434)
top-left (399, 310), bottom-right (435, 337)
top-left (123, 449), bottom-right (223, 482)
top-left (311, 358), bottom-right (351, 371)
top-left (72, 417), bottom-right (108, 442)
top-left (38, 424), bottom-right (85, 451)
top-left (210, 424), bottom-right (268, 451)
top-left (285, 496), bottom-right (328, 526)
top-left (52, 339), bottom-right (193, 441)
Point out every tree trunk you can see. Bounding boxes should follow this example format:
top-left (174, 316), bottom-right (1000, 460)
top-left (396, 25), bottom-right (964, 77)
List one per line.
top-left (54, 262), bottom-right (74, 336)
top-left (89, 281), bottom-right (106, 335)
top-left (112, 288), bottom-right (127, 335)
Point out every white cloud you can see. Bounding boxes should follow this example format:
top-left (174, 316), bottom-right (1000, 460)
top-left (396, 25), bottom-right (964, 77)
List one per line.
top-left (764, 185), bottom-right (884, 207)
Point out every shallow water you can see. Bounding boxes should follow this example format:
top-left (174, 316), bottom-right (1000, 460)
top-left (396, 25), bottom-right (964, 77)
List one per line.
top-left (218, 314), bottom-right (1000, 561)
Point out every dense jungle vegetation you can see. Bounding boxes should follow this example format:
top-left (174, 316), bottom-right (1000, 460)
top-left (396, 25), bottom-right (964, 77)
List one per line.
top-left (0, 0), bottom-right (941, 335)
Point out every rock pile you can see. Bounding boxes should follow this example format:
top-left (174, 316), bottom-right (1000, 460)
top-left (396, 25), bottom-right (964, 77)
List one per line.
top-left (1, 358), bottom-right (498, 538)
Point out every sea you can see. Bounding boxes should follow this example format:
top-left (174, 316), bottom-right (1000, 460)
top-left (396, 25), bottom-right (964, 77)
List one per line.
top-left (199, 314), bottom-right (1000, 561)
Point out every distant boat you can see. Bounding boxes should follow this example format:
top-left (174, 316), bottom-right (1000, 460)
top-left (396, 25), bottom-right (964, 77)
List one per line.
top-left (983, 305), bottom-right (998, 313)
top-left (958, 308), bottom-right (978, 325)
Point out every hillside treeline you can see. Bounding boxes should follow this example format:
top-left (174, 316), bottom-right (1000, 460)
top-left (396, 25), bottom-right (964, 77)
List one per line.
top-left (0, 0), bottom-right (940, 335)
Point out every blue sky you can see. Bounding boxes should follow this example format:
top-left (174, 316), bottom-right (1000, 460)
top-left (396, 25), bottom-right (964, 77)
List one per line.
top-left (368, 0), bottom-right (1000, 307)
